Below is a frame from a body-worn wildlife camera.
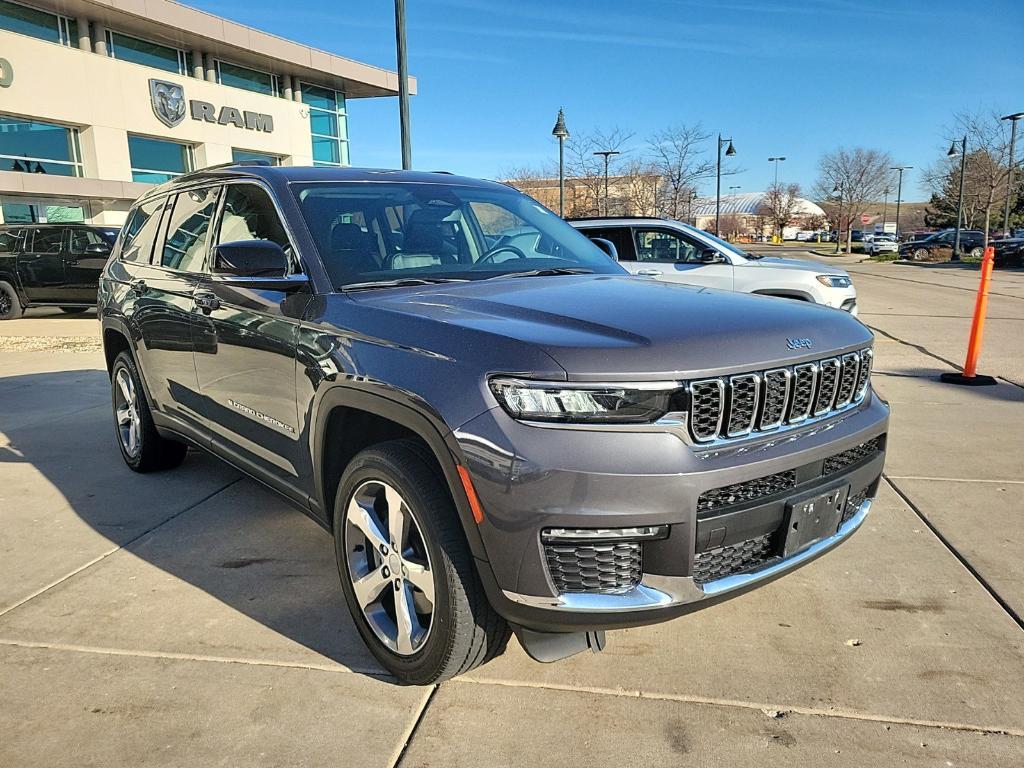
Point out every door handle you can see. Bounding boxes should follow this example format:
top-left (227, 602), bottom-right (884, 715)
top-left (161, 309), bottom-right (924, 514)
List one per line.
top-left (637, 269), bottom-right (662, 276)
top-left (130, 279), bottom-right (148, 295)
top-left (193, 291), bottom-right (221, 312)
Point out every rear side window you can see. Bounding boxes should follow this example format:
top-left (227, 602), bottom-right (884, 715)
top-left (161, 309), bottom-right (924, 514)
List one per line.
top-left (30, 228), bottom-right (65, 254)
top-left (69, 229), bottom-right (109, 253)
top-left (580, 227), bottom-right (632, 260)
top-left (0, 230), bottom-right (23, 253)
top-left (120, 197), bottom-right (166, 263)
top-left (162, 187), bottom-right (219, 272)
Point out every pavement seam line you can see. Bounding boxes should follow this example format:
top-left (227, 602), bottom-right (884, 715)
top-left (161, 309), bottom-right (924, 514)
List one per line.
top-left (0, 477), bottom-right (241, 620)
top-left (0, 638), bottom-right (389, 678)
top-left (887, 475), bottom-right (1024, 485)
top-left (452, 676), bottom-right (1024, 738)
top-left (883, 474), bottom-right (1024, 633)
top-left (845, 268), bottom-right (1024, 302)
top-left (388, 684), bottom-right (439, 768)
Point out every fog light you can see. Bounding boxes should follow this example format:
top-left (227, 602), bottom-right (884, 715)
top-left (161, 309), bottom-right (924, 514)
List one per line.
top-left (541, 525), bottom-right (669, 543)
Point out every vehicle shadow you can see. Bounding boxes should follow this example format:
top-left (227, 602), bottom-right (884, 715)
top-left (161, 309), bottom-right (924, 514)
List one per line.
top-left (0, 369), bottom-right (390, 679)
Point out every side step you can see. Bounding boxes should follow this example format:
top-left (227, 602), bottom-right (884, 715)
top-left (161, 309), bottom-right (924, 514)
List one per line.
top-left (513, 626), bottom-right (606, 663)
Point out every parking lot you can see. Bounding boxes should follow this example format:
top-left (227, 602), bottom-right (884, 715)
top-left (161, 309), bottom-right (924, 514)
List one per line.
top-left (1, 255), bottom-right (1022, 767)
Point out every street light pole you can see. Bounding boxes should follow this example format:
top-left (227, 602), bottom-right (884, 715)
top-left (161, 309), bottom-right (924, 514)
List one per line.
top-left (881, 187), bottom-right (889, 232)
top-left (551, 109), bottom-right (570, 218)
top-left (768, 156), bottom-right (786, 187)
top-left (832, 182), bottom-right (844, 255)
top-left (593, 150), bottom-right (620, 216)
top-left (394, 0), bottom-right (412, 169)
top-left (716, 133), bottom-right (736, 236)
top-left (891, 166), bottom-right (912, 239)
top-left (1001, 112), bottom-right (1023, 236)
top-left (948, 136), bottom-right (967, 262)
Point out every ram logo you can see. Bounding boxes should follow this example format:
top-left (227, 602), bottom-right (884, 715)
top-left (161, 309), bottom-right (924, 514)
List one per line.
top-left (786, 337), bottom-right (813, 350)
top-left (149, 79), bottom-right (186, 128)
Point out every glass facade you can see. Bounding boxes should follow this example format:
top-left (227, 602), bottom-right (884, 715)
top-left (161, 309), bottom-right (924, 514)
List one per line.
top-left (0, 115), bottom-right (82, 176)
top-left (107, 30), bottom-right (190, 75)
top-left (302, 83), bottom-right (349, 167)
top-left (231, 148), bottom-right (280, 166)
top-left (128, 135), bottom-right (192, 183)
top-left (218, 60), bottom-right (278, 97)
top-left (0, 0), bottom-right (76, 46)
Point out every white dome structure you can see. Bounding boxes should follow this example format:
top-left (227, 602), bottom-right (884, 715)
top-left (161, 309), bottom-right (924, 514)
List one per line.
top-left (691, 192), bottom-right (826, 218)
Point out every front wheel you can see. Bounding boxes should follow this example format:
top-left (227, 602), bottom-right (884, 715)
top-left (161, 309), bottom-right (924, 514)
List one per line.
top-left (334, 440), bottom-right (508, 684)
top-left (0, 281), bottom-right (23, 320)
top-left (969, 247), bottom-right (984, 258)
top-left (110, 351), bottom-right (188, 472)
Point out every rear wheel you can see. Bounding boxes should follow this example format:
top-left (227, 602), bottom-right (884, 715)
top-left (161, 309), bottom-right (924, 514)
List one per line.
top-left (334, 439), bottom-right (508, 684)
top-left (0, 281), bottom-right (23, 320)
top-left (110, 351), bottom-right (188, 472)
top-left (969, 246), bottom-right (984, 258)
top-left (913, 247), bottom-right (929, 261)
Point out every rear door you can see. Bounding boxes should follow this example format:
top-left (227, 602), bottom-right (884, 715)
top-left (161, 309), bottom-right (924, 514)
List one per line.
top-left (65, 228), bottom-right (113, 303)
top-left (191, 181), bottom-right (310, 500)
top-left (18, 227), bottom-right (69, 303)
top-left (628, 226), bottom-right (735, 290)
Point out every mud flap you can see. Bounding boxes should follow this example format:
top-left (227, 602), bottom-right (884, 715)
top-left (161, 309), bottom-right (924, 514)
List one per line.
top-left (513, 626), bottom-right (607, 663)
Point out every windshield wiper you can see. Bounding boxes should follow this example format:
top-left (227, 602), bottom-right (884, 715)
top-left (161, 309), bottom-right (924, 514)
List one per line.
top-left (485, 268), bottom-right (593, 280)
top-left (341, 277), bottom-right (469, 292)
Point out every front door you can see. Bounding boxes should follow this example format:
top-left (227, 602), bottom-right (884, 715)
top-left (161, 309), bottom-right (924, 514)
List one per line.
top-left (18, 227), bottom-right (69, 303)
top-left (65, 228), bottom-right (112, 303)
top-left (626, 227), bottom-right (735, 291)
top-left (191, 182), bottom-right (309, 501)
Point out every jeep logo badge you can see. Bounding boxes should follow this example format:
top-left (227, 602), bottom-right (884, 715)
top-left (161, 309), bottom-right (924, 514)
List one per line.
top-left (149, 79), bottom-right (186, 128)
top-left (786, 337), bottom-right (813, 350)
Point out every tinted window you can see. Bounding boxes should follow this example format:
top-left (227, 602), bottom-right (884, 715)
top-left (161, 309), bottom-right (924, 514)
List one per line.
top-left (0, 115), bottom-right (81, 177)
top-left (120, 197), bottom-right (166, 263)
top-left (128, 135), bottom-right (191, 184)
top-left (0, 0), bottom-right (62, 44)
top-left (108, 31), bottom-right (183, 75)
top-left (579, 227), bottom-right (632, 260)
top-left (634, 228), bottom-right (702, 263)
top-left (162, 187), bottom-right (219, 272)
top-left (29, 228), bottom-right (65, 254)
top-left (0, 229), bottom-right (23, 253)
top-left (69, 229), bottom-right (108, 253)
top-left (215, 184), bottom-right (294, 270)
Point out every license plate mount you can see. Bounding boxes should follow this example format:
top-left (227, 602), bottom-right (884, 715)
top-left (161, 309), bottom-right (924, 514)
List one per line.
top-left (783, 484), bottom-right (849, 557)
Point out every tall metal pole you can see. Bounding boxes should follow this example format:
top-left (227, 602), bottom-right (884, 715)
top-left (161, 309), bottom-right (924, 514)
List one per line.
top-left (716, 134), bottom-right (723, 236)
top-left (394, 0), bottom-right (412, 170)
top-left (558, 137), bottom-right (565, 217)
top-left (833, 183), bottom-right (843, 255)
top-left (881, 187), bottom-right (889, 231)
top-left (593, 150), bottom-right (619, 217)
top-left (1002, 113), bottom-right (1023, 236)
top-left (952, 136), bottom-right (967, 262)
top-left (891, 166), bottom-right (911, 239)
top-left (768, 156), bottom-right (786, 187)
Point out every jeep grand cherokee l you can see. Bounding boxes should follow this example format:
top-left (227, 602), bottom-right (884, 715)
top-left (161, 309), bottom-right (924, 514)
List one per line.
top-left (98, 166), bottom-right (888, 684)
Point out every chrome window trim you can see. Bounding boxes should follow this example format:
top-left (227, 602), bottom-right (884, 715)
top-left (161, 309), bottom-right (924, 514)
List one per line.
top-left (788, 362), bottom-right (818, 424)
top-left (759, 367), bottom-right (792, 430)
top-left (726, 373), bottom-right (760, 437)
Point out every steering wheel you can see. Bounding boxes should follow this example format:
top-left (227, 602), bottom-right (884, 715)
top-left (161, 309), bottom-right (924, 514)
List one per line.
top-left (475, 244), bottom-right (529, 265)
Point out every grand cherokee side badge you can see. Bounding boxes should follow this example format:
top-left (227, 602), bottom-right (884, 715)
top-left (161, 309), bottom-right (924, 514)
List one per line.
top-left (786, 337), bottom-right (813, 350)
top-left (227, 399), bottom-right (295, 433)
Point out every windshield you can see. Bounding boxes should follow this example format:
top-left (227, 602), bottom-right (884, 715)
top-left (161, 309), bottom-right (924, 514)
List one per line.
top-left (292, 182), bottom-right (624, 288)
top-left (680, 223), bottom-right (751, 261)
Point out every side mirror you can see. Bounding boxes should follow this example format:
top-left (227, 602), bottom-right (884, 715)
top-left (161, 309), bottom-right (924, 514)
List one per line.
top-left (213, 240), bottom-right (289, 277)
top-left (85, 242), bottom-right (112, 256)
top-left (589, 237), bottom-right (619, 260)
top-left (700, 249), bottom-right (725, 264)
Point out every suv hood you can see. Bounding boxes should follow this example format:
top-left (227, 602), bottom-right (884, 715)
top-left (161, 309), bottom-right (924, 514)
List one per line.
top-left (349, 275), bottom-right (871, 379)
top-left (745, 256), bottom-right (848, 275)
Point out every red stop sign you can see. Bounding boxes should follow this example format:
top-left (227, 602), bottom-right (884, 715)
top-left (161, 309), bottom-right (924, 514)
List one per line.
top-left (860, 214), bottom-right (871, 225)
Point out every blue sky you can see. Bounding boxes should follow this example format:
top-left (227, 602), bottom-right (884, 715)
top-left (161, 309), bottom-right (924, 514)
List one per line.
top-left (200, 0), bottom-right (1023, 201)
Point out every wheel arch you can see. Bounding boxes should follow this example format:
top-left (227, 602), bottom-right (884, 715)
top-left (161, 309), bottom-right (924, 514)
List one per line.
top-left (312, 386), bottom-right (489, 562)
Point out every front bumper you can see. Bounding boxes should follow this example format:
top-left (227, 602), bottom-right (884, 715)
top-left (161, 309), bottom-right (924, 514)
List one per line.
top-left (458, 394), bottom-right (889, 633)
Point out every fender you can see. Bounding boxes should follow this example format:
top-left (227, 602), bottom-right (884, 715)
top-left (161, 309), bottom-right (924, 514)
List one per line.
top-left (311, 384), bottom-right (489, 562)
top-left (100, 313), bottom-right (158, 408)
top-left (0, 262), bottom-right (27, 304)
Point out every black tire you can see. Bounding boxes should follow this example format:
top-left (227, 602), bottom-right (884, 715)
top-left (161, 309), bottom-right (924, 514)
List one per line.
top-left (913, 248), bottom-right (929, 261)
top-left (110, 351), bottom-right (188, 472)
top-left (59, 306), bottom-right (90, 314)
top-left (334, 439), bottom-right (509, 684)
top-left (0, 280), bottom-right (23, 320)
top-left (969, 247), bottom-right (984, 258)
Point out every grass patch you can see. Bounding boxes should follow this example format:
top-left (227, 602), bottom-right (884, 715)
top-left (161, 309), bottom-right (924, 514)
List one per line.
top-left (870, 253), bottom-right (899, 262)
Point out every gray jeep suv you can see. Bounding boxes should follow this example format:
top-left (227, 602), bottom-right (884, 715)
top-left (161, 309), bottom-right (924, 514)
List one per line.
top-left (98, 165), bottom-right (888, 684)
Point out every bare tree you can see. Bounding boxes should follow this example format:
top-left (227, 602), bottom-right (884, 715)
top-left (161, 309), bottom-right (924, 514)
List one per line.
top-left (563, 127), bottom-right (633, 217)
top-left (647, 123), bottom-right (715, 220)
top-left (923, 111), bottom-right (1014, 246)
top-left (813, 148), bottom-right (894, 252)
top-left (762, 182), bottom-right (802, 240)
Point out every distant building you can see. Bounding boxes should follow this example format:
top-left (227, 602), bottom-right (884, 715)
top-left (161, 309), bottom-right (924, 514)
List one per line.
top-left (691, 192), bottom-right (827, 239)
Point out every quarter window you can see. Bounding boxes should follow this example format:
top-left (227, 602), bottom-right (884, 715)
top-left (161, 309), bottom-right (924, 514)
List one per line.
top-left (634, 228), bottom-right (702, 263)
top-left (128, 135), bottom-right (193, 184)
top-left (162, 188), bottom-right (219, 272)
top-left (302, 83), bottom-right (349, 167)
top-left (106, 30), bottom-right (191, 75)
top-left (120, 197), bottom-right (166, 263)
top-left (0, 0), bottom-right (77, 46)
top-left (0, 115), bottom-right (83, 177)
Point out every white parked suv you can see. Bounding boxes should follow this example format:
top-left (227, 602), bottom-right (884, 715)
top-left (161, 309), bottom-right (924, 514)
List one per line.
top-left (571, 217), bottom-right (859, 314)
top-left (864, 233), bottom-right (899, 256)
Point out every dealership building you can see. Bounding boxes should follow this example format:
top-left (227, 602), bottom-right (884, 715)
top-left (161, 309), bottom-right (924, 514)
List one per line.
top-left (0, 0), bottom-right (411, 225)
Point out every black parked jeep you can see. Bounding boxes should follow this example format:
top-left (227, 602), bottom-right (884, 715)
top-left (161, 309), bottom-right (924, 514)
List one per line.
top-left (0, 223), bottom-right (119, 319)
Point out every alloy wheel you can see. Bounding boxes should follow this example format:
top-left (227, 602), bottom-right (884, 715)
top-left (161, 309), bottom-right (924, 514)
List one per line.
top-left (344, 480), bottom-right (435, 656)
top-left (113, 367), bottom-right (141, 458)
top-left (0, 291), bottom-right (11, 316)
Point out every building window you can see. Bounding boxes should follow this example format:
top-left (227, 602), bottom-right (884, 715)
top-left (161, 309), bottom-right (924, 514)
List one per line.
top-left (217, 60), bottom-right (278, 97)
top-left (302, 83), bottom-right (349, 167)
top-left (0, 115), bottom-right (83, 176)
top-left (0, 0), bottom-right (77, 46)
top-left (128, 135), bottom-right (193, 184)
top-left (231, 148), bottom-right (280, 166)
top-left (106, 30), bottom-right (191, 76)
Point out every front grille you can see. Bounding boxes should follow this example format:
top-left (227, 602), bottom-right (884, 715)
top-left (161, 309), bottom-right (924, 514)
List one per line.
top-left (823, 437), bottom-right (882, 476)
top-left (693, 533), bottom-right (775, 584)
top-left (687, 347), bottom-right (872, 444)
top-left (697, 470), bottom-right (797, 516)
top-left (843, 489), bottom-right (868, 524)
top-left (544, 542), bottom-right (642, 595)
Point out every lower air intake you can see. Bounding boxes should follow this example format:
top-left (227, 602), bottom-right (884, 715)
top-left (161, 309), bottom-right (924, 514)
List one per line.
top-left (693, 533), bottom-right (775, 584)
top-left (544, 542), bottom-right (642, 595)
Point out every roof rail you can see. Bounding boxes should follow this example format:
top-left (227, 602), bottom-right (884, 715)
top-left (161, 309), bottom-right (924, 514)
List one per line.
top-left (566, 215), bottom-right (667, 222)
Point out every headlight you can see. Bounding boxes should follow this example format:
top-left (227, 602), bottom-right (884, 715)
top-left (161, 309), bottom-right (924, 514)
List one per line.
top-left (489, 378), bottom-right (683, 423)
top-left (816, 274), bottom-right (852, 288)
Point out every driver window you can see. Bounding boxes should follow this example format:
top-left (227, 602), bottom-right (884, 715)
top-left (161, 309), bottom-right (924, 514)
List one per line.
top-left (634, 229), bottom-right (701, 263)
top-left (216, 184), bottom-right (296, 271)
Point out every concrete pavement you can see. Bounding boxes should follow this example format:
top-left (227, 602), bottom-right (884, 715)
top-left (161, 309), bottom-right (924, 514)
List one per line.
top-left (1, 263), bottom-right (1022, 766)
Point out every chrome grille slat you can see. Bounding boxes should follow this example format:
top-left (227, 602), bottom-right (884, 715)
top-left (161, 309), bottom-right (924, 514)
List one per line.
top-left (726, 374), bottom-right (760, 437)
top-left (760, 368), bottom-right (792, 429)
top-left (686, 348), bottom-right (873, 444)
